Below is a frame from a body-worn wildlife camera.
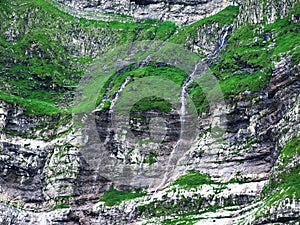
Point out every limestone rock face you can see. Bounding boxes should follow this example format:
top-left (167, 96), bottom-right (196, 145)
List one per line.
top-left (55, 0), bottom-right (300, 26)
top-left (56, 0), bottom-right (232, 25)
top-left (236, 0), bottom-right (298, 26)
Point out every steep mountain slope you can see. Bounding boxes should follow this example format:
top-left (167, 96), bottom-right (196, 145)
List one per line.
top-left (0, 0), bottom-right (299, 224)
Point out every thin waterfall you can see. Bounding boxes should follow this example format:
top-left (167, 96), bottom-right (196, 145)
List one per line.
top-left (155, 62), bottom-right (202, 191)
top-left (213, 26), bottom-right (231, 56)
top-left (109, 76), bottom-right (131, 114)
top-left (104, 76), bottom-right (131, 145)
top-left (219, 27), bottom-right (230, 49)
top-left (93, 76), bottom-right (131, 184)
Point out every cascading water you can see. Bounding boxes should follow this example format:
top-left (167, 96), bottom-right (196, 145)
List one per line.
top-left (219, 27), bottom-right (230, 49)
top-left (213, 26), bottom-right (231, 55)
top-left (109, 77), bottom-right (131, 113)
top-left (104, 76), bottom-right (131, 145)
top-left (97, 85), bottom-right (112, 110)
top-left (91, 76), bottom-right (131, 184)
top-left (155, 62), bottom-right (202, 191)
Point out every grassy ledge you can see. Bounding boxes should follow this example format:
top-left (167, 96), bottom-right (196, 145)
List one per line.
top-left (97, 64), bottom-right (188, 113)
top-left (173, 170), bottom-right (214, 188)
top-left (99, 188), bottom-right (146, 206)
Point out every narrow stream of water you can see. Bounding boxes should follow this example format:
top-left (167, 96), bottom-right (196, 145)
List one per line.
top-left (155, 61), bottom-right (203, 191)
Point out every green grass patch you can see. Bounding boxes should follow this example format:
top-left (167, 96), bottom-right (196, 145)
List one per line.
top-left (98, 64), bottom-right (188, 113)
top-left (173, 170), bottom-right (214, 188)
top-left (279, 136), bottom-right (300, 169)
top-left (137, 197), bottom-right (205, 218)
top-left (0, 90), bottom-right (62, 115)
top-left (259, 136), bottom-right (300, 211)
top-left (99, 188), bottom-right (146, 206)
top-left (143, 151), bottom-right (158, 164)
top-left (266, 166), bottom-right (300, 205)
top-left (219, 71), bottom-right (269, 98)
top-left (131, 96), bottom-right (172, 113)
top-left (186, 83), bottom-right (209, 115)
top-left (138, 196), bottom-right (236, 223)
top-left (109, 64), bottom-right (187, 94)
top-left (53, 203), bottom-right (69, 209)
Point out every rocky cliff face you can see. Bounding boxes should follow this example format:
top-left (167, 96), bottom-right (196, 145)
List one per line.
top-left (237, 0), bottom-right (298, 26)
top-left (56, 0), bottom-right (232, 25)
top-left (0, 0), bottom-right (299, 224)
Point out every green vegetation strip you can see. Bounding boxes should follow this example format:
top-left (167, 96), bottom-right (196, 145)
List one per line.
top-left (98, 64), bottom-right (188, 113)
top-left (99, 188), bottom-right (146, 206)
top-left (261, 137), bottom-right (300, 204)
top-left (173, 170), bottom-right (214, 188)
